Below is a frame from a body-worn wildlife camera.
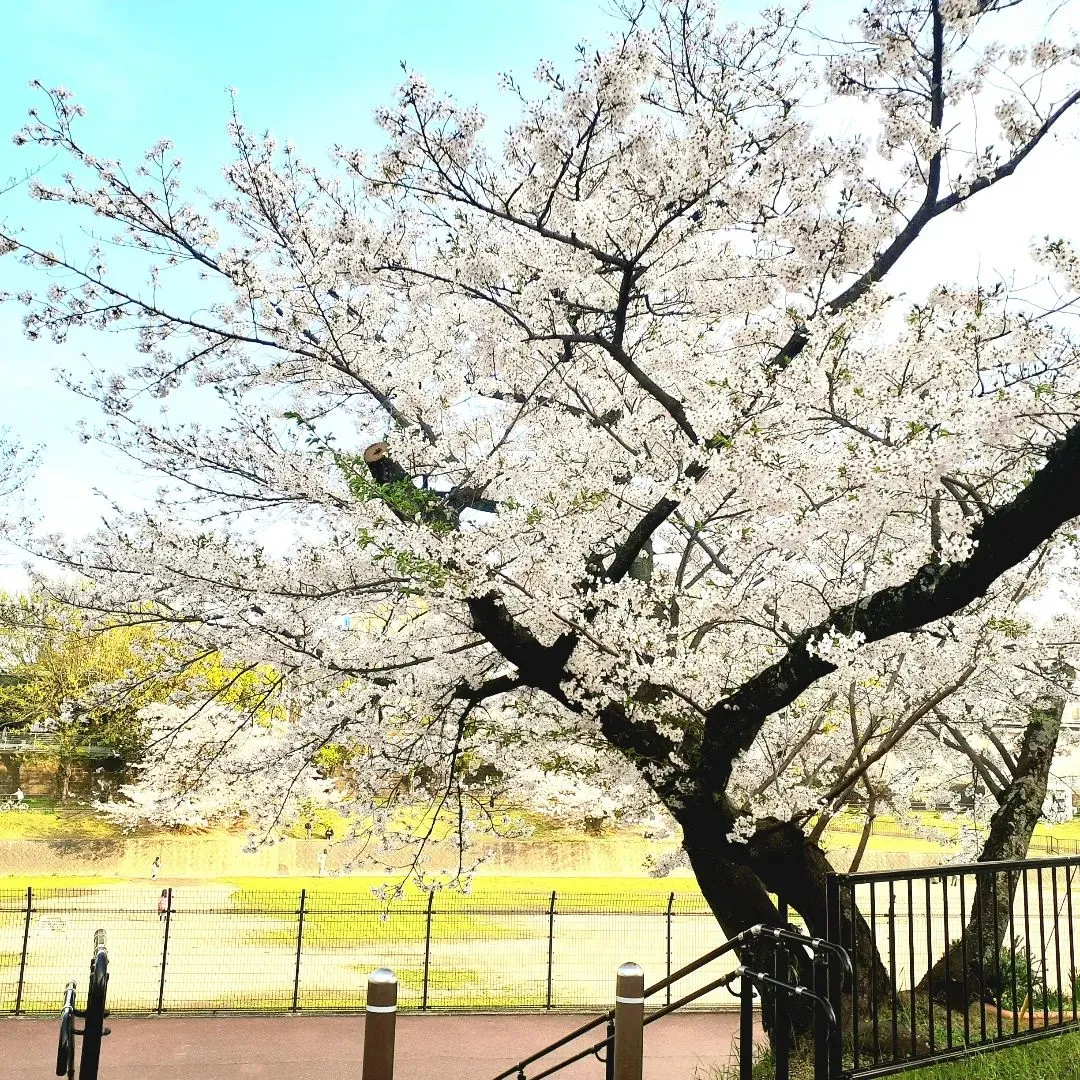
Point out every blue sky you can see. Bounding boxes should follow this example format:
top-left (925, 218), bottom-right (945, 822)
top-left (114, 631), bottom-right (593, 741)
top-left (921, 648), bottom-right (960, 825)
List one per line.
top-left (0, 0), bottom-right (663, 585)
top-left (1, 0), bottom-right (1078, 590)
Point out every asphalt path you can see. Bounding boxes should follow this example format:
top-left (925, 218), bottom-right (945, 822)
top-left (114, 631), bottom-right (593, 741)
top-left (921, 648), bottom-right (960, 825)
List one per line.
top-left (1, 1012), bottom-right (756, 1079)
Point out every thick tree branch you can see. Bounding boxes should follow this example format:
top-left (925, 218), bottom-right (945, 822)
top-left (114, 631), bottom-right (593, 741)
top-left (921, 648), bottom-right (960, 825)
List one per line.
top-left (465, 594), bottom-right (577, 704)
top-left (697, 421), bottom-right (1080, 792)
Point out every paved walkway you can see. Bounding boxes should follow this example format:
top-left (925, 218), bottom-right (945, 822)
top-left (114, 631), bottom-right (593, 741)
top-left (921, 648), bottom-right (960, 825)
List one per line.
top-left (2, 1012), bottom-right (755, 1079)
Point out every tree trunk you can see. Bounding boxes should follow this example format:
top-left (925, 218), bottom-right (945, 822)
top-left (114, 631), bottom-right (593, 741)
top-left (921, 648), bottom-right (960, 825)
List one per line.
top-left (741, 816), bottom-right (893, 1006)
top-left (679, 810), bottom-right (815, 1038)
top-left (56, 759), bottom-right (71, 802)
top-left (0, 753), bottom-right (19, 790)
top-left (676, 796), bottom-right (893, 1039)
top-left (918, 704), bottom-right (1063, 1006)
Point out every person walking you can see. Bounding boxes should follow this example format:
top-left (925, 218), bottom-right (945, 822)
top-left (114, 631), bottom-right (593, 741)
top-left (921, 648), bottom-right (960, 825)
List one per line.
top-left (157, 889), bottom-right (168, 922)
top-left (304, 820), bottom-right (313, 840)
top-left (317, 847), bottom-right (328, 876)
top-left (151, 856), bottom-right (161, 880)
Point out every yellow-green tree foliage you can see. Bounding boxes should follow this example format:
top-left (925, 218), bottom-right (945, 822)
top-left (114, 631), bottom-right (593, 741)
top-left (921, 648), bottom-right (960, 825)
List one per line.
top-left (0, 591), bottom-right (281, 763)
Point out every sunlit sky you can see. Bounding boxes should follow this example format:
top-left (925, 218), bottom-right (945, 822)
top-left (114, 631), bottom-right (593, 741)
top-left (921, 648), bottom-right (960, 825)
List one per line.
top-left (1, 0), bottom-right (1079, 592)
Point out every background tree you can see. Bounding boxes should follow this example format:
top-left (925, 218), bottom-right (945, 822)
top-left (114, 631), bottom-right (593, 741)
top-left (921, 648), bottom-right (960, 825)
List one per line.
top-left (0, 591), bottom-right (283, 799)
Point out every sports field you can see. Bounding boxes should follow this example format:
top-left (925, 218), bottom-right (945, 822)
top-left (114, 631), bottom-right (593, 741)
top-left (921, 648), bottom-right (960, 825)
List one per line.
top-left (6, 866), bottom-right (1076, 1019)
top-left (4, 853), bottom-right (1078, 1020)
top-left (0, 875), bottom-right (736, 1016)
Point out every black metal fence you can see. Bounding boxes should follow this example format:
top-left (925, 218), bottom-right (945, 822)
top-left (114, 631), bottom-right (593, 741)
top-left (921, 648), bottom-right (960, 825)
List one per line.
top-left (827, 854), bottom-right (1080, 1078)
top-left (1, 886), bottom-right (742, 1015)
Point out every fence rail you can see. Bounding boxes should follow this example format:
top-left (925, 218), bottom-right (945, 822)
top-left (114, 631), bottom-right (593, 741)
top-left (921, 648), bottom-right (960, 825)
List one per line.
top-left (0, 886), bottom-right (741, 1016)
top-left (827, 854), bottom-right (1080, 1079)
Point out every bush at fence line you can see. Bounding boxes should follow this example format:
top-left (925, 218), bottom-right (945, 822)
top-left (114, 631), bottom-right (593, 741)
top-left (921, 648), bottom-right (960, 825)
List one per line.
top-left (829, 949), bottom-right (1080, 1072)
top-left (993, 940), bottom-right (1080, 1017)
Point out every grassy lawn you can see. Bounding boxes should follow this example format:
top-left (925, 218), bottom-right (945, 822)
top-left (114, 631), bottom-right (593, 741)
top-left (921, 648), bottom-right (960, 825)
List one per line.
top-left (0, 807), bottom-right (134, 840)
top-left (0, 872), bottom-right (705, 908)
top-left (714, 1032), bottom-right (1080, 1079)
top-left (222, 873), bottom-right (704, 911)
top-left (911, 1034), bottom-right (1080, 1079)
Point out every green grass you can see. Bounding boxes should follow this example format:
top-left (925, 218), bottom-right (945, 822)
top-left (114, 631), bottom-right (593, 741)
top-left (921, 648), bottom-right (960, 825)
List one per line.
top-left (909, 1034), bottom-right (1080, 1078)
top-left (276, 802), bottom-right (630, 844)
top-left (243, 910), bottom-right (522, 946)
top-left (704, 1031), bottom-right (1080, 1079)
top-left (0, 807), bottom-right (134, 840)
top-left (222, 873), bottom-right (702, 900)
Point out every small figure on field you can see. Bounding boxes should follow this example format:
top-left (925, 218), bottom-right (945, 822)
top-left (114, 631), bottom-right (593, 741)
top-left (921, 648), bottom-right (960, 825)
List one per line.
top-left (324, 825), bottom-right (334, 841)
top-left (317, 847), bottom-right (328, 876)
top-left (157, 890), bottom-right (168, 921)
top-left (304, 820), bottom-right (312, 840)
top-left (151, 856), bottom-right (161, 880)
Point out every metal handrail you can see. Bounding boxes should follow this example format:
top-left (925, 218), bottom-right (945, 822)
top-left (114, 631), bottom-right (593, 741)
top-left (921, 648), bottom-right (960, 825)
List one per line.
top-left (78, 930), bottom-right (110, 1080)
top-left (492, 922), bottom-right (843, 1080)
top-left (55, 981), bottom-right (76, 1079)
top-left (490, 928), bottom-right (760, 1080)
top-left (51, 930), bottom-right (112, 1080)
top-left (755, 926), bottom-right (853, 977)
top-left (835, 851), bottom-right (1080, 885)
top-left (737, 967), bottom-right (837, 1028)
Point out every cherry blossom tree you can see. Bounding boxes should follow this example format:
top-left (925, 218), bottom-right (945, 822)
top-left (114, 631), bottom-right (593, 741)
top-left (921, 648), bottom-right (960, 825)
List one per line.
top-left (0, 429), bottom-right (35, 504)
top-left (3, 0), bottom-right (1080, 1006)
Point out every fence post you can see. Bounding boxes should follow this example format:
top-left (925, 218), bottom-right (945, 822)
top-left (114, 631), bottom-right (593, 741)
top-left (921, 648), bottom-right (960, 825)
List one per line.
top-left (157, 887), bottom-right (173, 1014)
top-left (421, 891), bottom-right (435, 1011)
top-left (545, 891), bottom-right (556, 1009)
top-left (775, 899), bottom-right (789, 1080)
top-left (362, 968), bottom-right (398, 1080)
top-left (292, 888), bottom-right (307, 1012)
top-left (14, 886), bottom-right (31, 1015)
top-left (613, 962), bottom-right (644, 1080)
top-left (825, 874), bottom-right (844, 1080)
top-left (739, 972), bottom-right (755, 1080)
top-left (813, 955), bottom-right (829, 1080)
top-left (78, 929), bottom-right (109, 1080)
top-left (665, 892), bottom-right (674, 1007)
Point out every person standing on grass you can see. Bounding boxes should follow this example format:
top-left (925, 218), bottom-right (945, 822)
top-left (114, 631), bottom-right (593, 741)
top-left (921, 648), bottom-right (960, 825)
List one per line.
top-left (151, 856), bottom-right (161, 880)
top-left (304, 820), bottom-right (313, 840)
top-left (157, 889), bottom-right (168, 921)
top-left (324, 825), bottom-right (334, 841)
top-left (317, 847), bottom-right (328, 876)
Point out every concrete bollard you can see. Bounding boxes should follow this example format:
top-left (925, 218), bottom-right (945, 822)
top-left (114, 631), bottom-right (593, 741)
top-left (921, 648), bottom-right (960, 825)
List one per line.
top-left (362, 968), bottom-right (398, 1080)
top-left (613, 962), bottom-right (645, 1080)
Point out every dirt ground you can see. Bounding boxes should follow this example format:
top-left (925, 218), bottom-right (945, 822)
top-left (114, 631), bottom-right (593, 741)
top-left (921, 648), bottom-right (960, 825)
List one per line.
top-left (0, 1012), bottom-right (756, 1079)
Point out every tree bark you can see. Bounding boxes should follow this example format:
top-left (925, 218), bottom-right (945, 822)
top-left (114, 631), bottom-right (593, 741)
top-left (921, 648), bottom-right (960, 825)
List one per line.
top-left (918, 704), bottom-right (1063, 1006)
top-left (678, 809), bottom-right (815, 1037)
top-left (741, 816), bottom-right (893, 1005)
top-left (675, 797), bottom-right (892, 1023)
